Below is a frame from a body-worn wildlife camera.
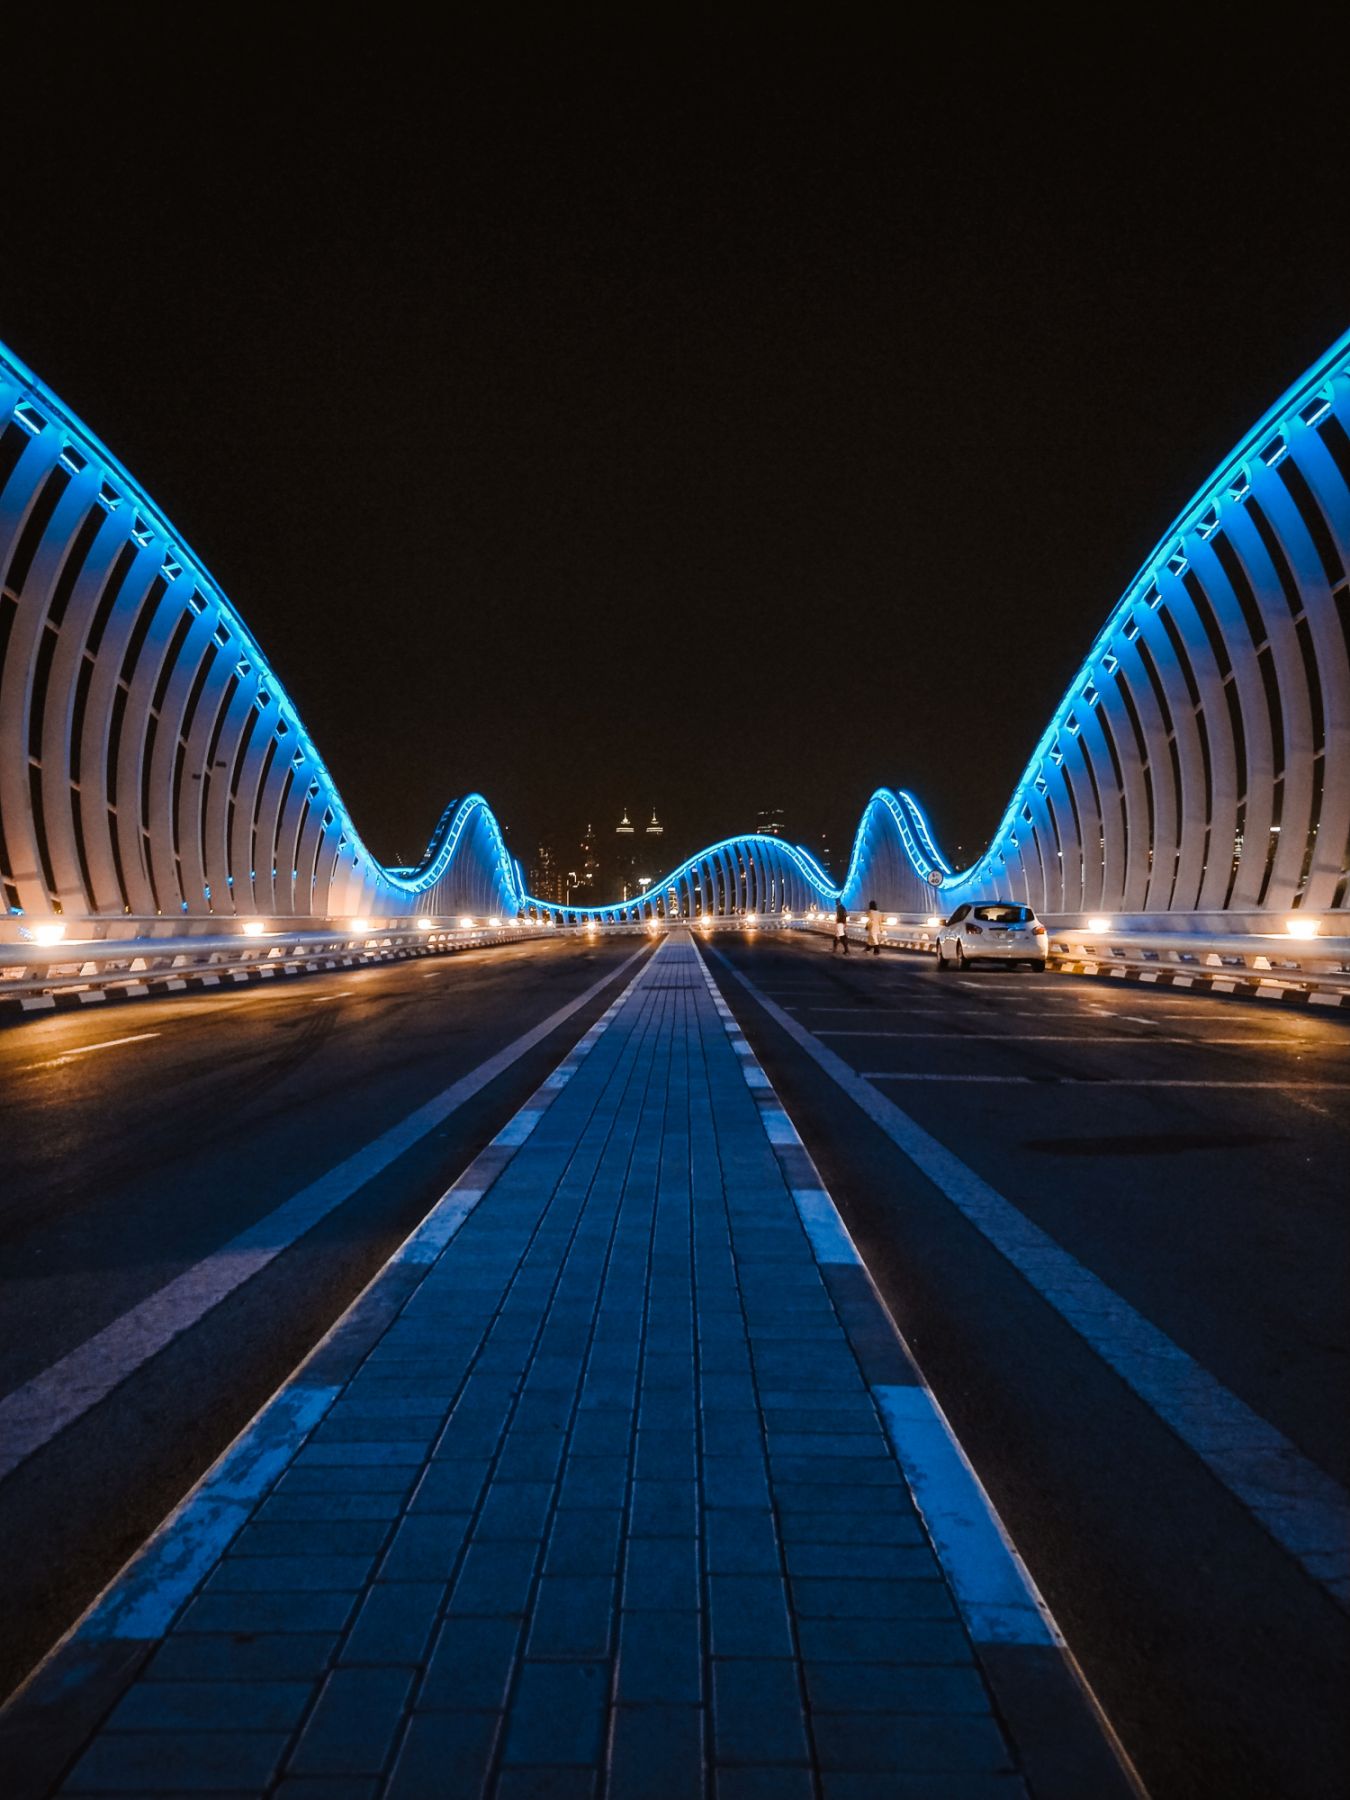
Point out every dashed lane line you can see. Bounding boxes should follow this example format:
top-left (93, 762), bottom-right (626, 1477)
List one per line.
top-left (818, 1031), bottom-right (1297, 1044)
top-left (862, 1072), bottom-right (1350, 1089)
top-left (0, 945), bottom-right (651, 1483)
top-left (18, 1032), bottom-right (160, 1072)
top-left (707, 945), bottom-right (1350, 1612)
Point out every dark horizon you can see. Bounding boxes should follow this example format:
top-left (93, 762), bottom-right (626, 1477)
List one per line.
top-left (1, 22), bottom-right (1344, 885)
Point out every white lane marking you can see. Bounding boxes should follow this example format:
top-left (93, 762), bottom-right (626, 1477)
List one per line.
top-left (790, 1188), bottom-right (863, 1266)
top-left (863, 1073), bottom-right (1350, 1089)
top-left (862, 1073), bottom-right (1034, 1083)
top-left (0, 944), bottom-right (652, 1482)
top-left (874, 1385), bottom-right (1057, 1646)
top-left (1178, 1036), bottom-right (1321, 1046)
top-left (796, 1004), bottom-right (1211, 1018)
top-left (493, 1107), bottom-right (544, 1147)
top-left (302, 989), bottom-right (354, 1002)
top-left (709, 947), bottom-right (1350, 1610)
top-left (816, 1031), bottom-right (1281, 1043)
top-left (82, 1385), bottom-right (338, 1641)
top-left (21, 1032), bottom-right (160, 1071)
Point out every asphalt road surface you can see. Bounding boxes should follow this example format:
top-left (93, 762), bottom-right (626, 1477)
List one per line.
top-left (2, 930), bottom-right (1347, 1798)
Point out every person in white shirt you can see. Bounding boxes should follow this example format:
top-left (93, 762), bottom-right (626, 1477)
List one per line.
top-left (865, 900), bottom-right (884, 956)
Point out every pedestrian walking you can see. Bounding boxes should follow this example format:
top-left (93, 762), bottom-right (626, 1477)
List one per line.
top-left (832, 900), bottom-right (850, 954)
top-left (866, 899), bottom-right (884, 956)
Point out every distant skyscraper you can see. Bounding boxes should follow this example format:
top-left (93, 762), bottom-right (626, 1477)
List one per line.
top-left (530, 836), bottom-right (562, 903)
top-left (577, 823), bottom-right (599, 898)
top-left (756, 807), bottom-right (785, 837)
top-left (613, 809), bottom-right (638, 900)
top-left (640, 809), bottom-right (667, 889)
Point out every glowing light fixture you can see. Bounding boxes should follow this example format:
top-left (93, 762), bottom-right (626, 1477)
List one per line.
top-left (925, 915), bottom-right (941, 927)
top-left (887, 914), bottom-right (899, 926)
top-left (416, 917), bottom-right (433, 931)
top-left (1086, 916), bottom-right (1112, 933)
top-left (458, 915), bottom-right (475, 929)
top-left (349, 918), bottom-right (370, 932)
top-left (1286, 916), bottom-right (1320, 939)
top-left (32, 923), bottom-right (66, 946)
top-left (241, 920), bottom-right (266, 937)
top-left (488, 916), bottom-right (502, 929)
top-left (745, 911), bottom-right (758, 925)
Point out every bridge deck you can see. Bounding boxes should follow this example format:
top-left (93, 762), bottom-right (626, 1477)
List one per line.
top-left (44, 934), bottom-right (1122, 1798)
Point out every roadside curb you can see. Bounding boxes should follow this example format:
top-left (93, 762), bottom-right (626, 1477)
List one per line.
top-left (0, 938), bottom-right (525, 1027)
top-left (1048, 956), bottom-right (1350, 1009)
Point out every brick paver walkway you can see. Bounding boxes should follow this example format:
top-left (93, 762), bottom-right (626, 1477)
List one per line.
top-left (43, 935), bottom-right (1090, 1798)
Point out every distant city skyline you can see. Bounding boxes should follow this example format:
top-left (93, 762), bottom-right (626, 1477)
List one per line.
top-left (525, 803), bottom-right (847, 905)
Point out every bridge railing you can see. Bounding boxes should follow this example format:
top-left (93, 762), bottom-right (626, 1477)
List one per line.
top-left (0, 911), bottom-right (769, 1008)
top-left (791, 912), bottom-right (1350, 1001)
top-left (0, 916), bottom-right (550, 1007)
top-left (4, 909), bottom-right (1346, 1010)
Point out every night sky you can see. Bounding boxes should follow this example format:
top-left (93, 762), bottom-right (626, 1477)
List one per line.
top-left (2, 22), bottom-right (1344, 881)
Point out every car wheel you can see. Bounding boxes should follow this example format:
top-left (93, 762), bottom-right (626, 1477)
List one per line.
top-left (1031, 959), bottom-right (1048, 972)
top-left (935, 944), bottom-right (948, 972)
top-left (955, 942), bottom-right (968, 970)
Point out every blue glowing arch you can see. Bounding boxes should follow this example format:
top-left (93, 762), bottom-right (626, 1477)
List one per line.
top-left (0, 327), bottom-right (1345, 932)
top-left (837, 329), bottom-right (1350, 923)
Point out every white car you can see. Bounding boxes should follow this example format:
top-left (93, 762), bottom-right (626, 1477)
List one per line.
top-left (935, 901), bottom-right (1048, 971)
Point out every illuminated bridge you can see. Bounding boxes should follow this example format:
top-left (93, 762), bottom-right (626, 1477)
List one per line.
top-left (0, 329), bottom-right (1347, 953)
top-left (1, 337), bottom-right (1348, 1800)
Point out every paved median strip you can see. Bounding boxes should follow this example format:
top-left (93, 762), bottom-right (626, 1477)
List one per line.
top-left (0, 946), bottom-right (650, 1483)
top-left (708, 945), bottom-right (1350, 1613)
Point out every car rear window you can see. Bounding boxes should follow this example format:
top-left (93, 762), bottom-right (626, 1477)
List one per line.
top-left (972, 904), bottom-right (1033, 922)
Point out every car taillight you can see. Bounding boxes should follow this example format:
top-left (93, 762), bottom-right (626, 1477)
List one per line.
top-left (966, 923), bottom-right (983, 935)
top-left (1034, 926), bottom-right (1047, 937)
